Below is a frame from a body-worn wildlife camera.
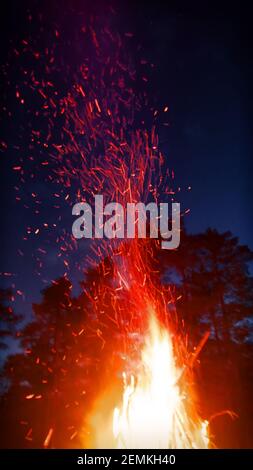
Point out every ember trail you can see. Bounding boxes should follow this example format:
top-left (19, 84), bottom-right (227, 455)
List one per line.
top-left (2, 16), bottom-right (213, 449)
top-left (39, 24), bottom-right (209, 449)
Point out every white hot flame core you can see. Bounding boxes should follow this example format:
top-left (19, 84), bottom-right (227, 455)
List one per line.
top-left (113, 315), bottom-right (209, 449)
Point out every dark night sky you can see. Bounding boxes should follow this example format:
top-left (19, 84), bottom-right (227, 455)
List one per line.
top-left (0, 0), bottom-right (253, 320)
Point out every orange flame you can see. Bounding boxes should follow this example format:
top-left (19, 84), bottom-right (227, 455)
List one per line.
top-left (85, 311), bottom-right (209, 449)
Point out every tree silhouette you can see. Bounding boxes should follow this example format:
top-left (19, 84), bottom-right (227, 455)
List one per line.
top-left (159, 229), bottom-right (253, 347)
top-left (0, 278), bottom-right (88, 447)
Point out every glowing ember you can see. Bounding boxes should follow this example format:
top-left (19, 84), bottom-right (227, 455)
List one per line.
top-left (86, 312), bottom-right (209, 449)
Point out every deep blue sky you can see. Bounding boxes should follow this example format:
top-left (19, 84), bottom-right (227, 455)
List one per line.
top-left (0, 0), bottom-right (252, 320)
